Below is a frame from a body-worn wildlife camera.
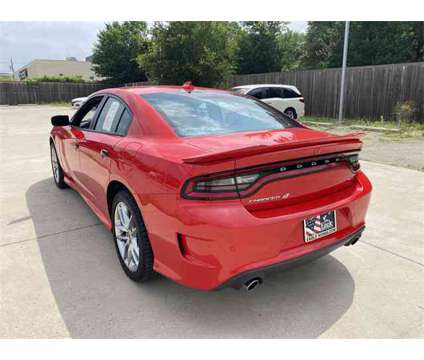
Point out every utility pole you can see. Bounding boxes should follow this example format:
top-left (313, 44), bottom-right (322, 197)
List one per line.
top-left (338, 21), bottom-right (350, 124)
top-left (10, 58), bottom-right (15, 80)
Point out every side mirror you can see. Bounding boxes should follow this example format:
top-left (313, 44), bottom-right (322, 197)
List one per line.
top-left (51, 115), bottom-right (69, 126)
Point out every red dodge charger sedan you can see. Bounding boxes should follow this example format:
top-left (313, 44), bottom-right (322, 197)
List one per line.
top-left (49, 84), bottom-right (372, 291)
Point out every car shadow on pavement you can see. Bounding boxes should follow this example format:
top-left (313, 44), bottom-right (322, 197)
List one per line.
top-left (27, 178), bottom-right (355, 338)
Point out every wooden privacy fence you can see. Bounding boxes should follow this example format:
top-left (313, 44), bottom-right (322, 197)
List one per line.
top-left (229, 62), bottom-right (424, 122)
top-left (0, 81), bottom-right (108, 105)
top-left (1, 63), bottom-right (423, 121)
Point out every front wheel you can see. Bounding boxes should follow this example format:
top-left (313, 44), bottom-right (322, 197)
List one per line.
top-left (50, 142), bottom-right (68, 189)
top-left (112, 190), bottom-right (154, 282)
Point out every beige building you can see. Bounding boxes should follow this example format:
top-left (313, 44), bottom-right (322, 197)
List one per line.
top-left (17, 59), bottom-right (100, 81)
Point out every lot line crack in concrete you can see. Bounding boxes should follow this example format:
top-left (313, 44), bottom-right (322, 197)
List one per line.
top-left (0, 223), bottom-right (102, 248)
top-left (360, 240), bottom-right (424, 268)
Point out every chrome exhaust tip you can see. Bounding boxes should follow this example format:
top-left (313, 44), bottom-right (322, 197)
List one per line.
top-left (244, 278), bottom-right (262, 292)
top-left (345, 236), bottom-right (360, 246)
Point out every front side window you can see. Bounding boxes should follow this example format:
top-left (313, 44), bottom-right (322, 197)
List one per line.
top-left (247, 88), bottom-right (267, 99)
top-left (142, 91), bottom-right (299, 137)
top-left (72, 96), bottom-right (103, 128)
top-left (95, 97), bottom-right (124, 133)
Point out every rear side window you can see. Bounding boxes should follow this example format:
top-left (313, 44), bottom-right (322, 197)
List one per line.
top-left (95, 98), bottom-right (124, 132)
top-left (284, 89), bottom-right (301, 98)
top-left (116, 109), bottom-right (132, 135)
top-left (141, 91), bottom-right (299, 137)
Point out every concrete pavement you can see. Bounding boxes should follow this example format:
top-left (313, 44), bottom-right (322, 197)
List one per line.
top-left (0, 105), bottom-right (423, 338)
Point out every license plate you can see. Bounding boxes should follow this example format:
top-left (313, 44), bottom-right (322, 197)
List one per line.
top-left (303, 210), bottom-right (337, 243)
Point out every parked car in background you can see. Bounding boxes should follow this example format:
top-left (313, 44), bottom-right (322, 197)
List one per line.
top-left (71, 96), bottom-right (88, 108)
top-left (50, 84), bottom-right (371, 291)
top-left (232, 84), bottom-right (305, 119)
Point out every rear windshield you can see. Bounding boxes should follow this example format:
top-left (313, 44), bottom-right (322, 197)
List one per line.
top-left (141, 91), bottom-right (299, 137)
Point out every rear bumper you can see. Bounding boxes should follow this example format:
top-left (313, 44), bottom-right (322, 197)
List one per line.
top-left (216, 226), bottom-right (364, 290)
top-left (297, 104), bottom-right (305, 118)
top-left (144, 171), bottom-right (372, 290)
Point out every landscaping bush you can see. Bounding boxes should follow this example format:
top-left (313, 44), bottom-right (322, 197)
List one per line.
top-left (26, 75), bottom-right (86, 83)
top-left (393, 101), bottom-right (417, 124)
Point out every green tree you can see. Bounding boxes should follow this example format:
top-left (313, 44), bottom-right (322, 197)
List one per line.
top-left (277, 30), bottom-right (306, 70)
top-left (92, 21), bottom-right (149, 84)
top-left (302, 22), bottom-right (342, 69)
top-left (235, 22), bottom-right (287, 74)
top-left (303, 21), bottom-right (424, 69)
top-left (138, 22), bottom-right (238, 87)
top-left (347, 22), bottom-right (423, 66)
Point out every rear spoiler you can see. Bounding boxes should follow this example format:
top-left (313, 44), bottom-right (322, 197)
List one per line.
top-left (183, 133), bottom-right (364, 164)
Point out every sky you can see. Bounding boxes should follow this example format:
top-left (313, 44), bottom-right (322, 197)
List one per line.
top-left (0, 21), bottom-right (307, 73)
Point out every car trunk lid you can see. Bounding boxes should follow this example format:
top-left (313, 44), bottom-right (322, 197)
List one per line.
top-left (182, 128), bottom-right (363, 211)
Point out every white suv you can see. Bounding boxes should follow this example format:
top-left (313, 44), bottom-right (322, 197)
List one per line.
top-left (232, 84), bottom-right (305, 119)
top-left (71, 97), bottom-right (88, 108)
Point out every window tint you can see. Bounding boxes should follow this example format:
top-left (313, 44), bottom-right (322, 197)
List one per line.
top-left (116, 109), bottom-right (132, 135)
top-left (268, 87), bottom-right (284, 98)
top-left (95, 98), bottom-right (124, 132)
top-left (247, 88), bottom-right (267, 99)
top-left (284, 89), bottom-right (300, 98)
top-left (73, 96), bottom-right (103, 128)
top-left (142, 92), bottom-right (299, 137)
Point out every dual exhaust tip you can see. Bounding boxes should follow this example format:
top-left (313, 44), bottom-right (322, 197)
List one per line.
top-left (243, 277), bottom-right (262, 292)
top-left (345, 236), bottom-right (360, 246)
top-left (241, 235), bottom-right (362, 292)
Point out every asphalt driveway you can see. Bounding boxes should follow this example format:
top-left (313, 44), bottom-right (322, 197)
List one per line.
top-left (0, 105), bottom-right (423, 338)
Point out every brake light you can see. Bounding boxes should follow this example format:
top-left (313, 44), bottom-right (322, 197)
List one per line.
top-left (182, 153), bottom-right (360, 200)
top-left (184, 173), bottom-right (261, 200)
top-left (182, 81), bottom-right (194, 93)
top-left (299, 97), bottom-right (305, 103)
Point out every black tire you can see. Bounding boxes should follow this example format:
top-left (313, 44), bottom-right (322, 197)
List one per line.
top-left (284, 108), bottom-right (297, 120)
top-left (50, 142), bottom-right (68, 189)
top-left (112, 190), bottom-right (154, 282)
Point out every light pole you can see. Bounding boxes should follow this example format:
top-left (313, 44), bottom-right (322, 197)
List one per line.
top-left (10, 58), bottom-right (16, 81)
top-left (338, 21), bottom-right (350, 124)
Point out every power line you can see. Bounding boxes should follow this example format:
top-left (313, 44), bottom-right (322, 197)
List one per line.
top-left (0, 60), bottom-right (28, 64)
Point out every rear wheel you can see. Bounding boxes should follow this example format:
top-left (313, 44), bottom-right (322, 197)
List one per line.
top-left (112, 190), bottom-right (154, 282)
top-left (50, 142), bottom-right (68, 189)
top-left (284, 108), bottom-right (297, 120)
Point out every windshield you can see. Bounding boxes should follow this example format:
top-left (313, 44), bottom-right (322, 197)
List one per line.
top-left (141, 91), bottom-right (299, 137)
top-left (231, 88), bottom-right (249, 95)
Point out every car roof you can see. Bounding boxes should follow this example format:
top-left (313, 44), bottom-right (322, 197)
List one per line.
top-left (99, 85), bottom-right (229, 95)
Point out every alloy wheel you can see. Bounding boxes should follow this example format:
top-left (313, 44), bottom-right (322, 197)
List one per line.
top-left (285, 109), bottom-right (295, 119)
top-left (51, 145), bottom-right (60, 183)
top-left (114, 201), bottom-right (140, 272)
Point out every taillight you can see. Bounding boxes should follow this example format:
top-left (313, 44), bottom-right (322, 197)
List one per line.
top-left (182, 152), bottom-right (360, 200)
top-left (299, 97), bottom-right (305, 103)
top-left (183, 173), bottom-right (261, 200)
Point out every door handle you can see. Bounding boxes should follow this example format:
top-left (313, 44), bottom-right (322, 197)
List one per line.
top-left (100, 149), bottom-right (109, 158)
top-left (71, 141), bottom-right (79, 149)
